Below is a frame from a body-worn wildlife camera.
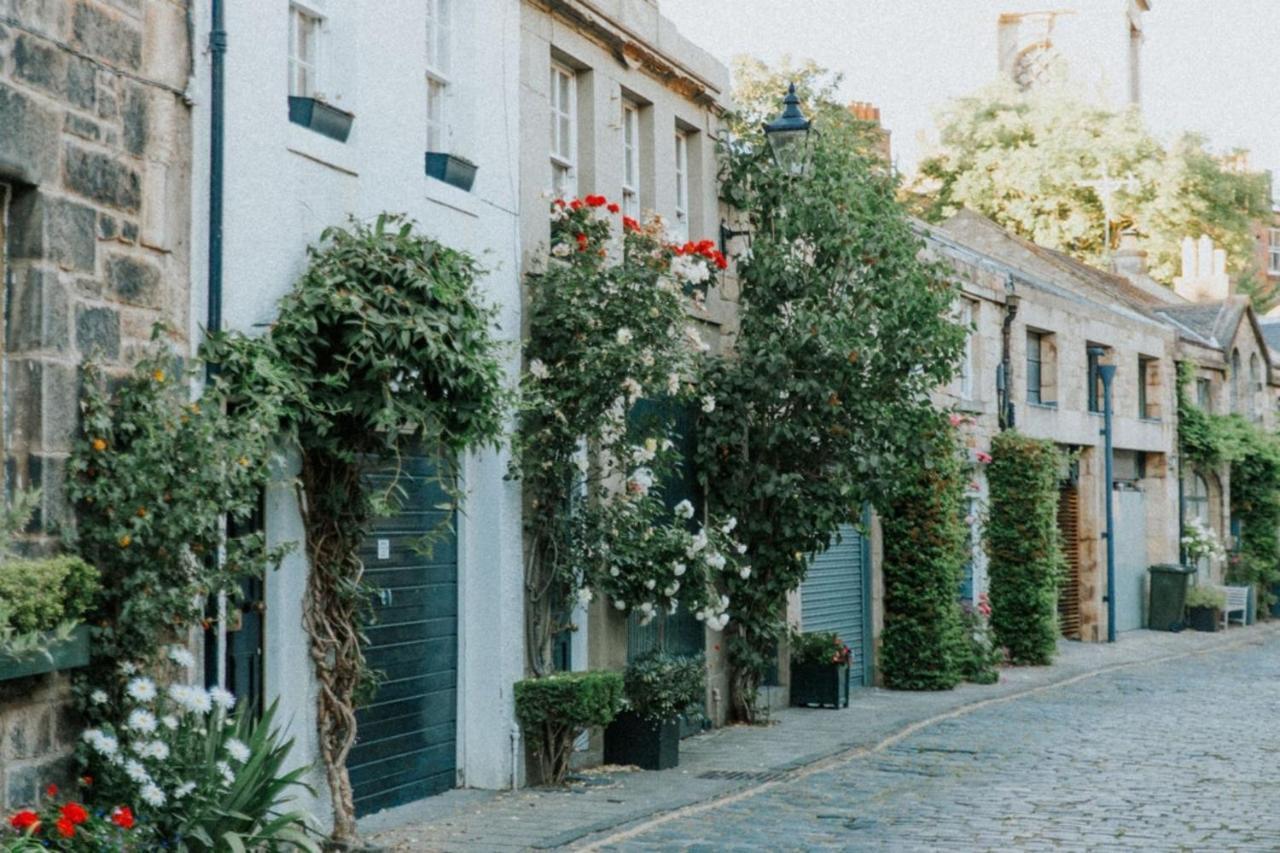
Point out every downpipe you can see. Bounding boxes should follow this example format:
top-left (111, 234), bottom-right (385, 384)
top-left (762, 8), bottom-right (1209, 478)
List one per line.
top-left (1092, 347), bottom-right (1118, 644)
top-left (509, 723), bottom-right (522, 790)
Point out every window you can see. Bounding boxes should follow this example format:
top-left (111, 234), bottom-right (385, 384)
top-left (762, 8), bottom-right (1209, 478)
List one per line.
top-left (1138, 356), bottom-right (1158, 419)
top-left (1269, 228), bottom-right (1280, 275)
top-left (1230, 349), bottom-right (1242, 412)
top-left (957, 300), bottom-right (976, 399)
top-left (1182, 471), bottom-right (1213, 575)
top-left (1196, 377), bottom-right (1211, 410)
top-left (1087, 346), bottom-right (1104, 413)
top-left (549, 63), bottom-right (576, 197)
top-left (674, 130), bottom-right (689, 240)
top-left (425, 0), bottom-right (452, 153)
top-left (1027, 331), bottom-right (1043, 404)
top-left (621, 102), bottom-right (640, 219)
top-left (288, 2), bottom-right (324, 98)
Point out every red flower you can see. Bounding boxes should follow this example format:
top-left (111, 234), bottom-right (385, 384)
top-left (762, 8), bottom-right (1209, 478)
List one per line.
top-left (584, 194), bottom-right (607, 207)
top-left (111, 806), bottom-right (135, 830)
top-left (575, 233), bottom-right (589, 252)
top-left (80, 776), bottom-right (93, 787)
top-left (976, 451), bottom-right (993, 464)
top-left (607, 202), bottom-right (620, 214)
top-left (695, 239), bottom-right (716, 256)
top-left (622, 216), bottom-right (640, 233)
top-left (569, 199), bottom-right (582, 210)
top-left (45, 784), bottom-right (58, 798)
top-left (56, 817), bottom-right (75, 838)
top-left (552, 199), bottom-right (566, 208)
top-left (61, 803), bottom-right (89, 825)
top-left (712, 251), bottom-right (729, 270)
top-left (9, 810), bottom-right (39, 831)
top-left (681, 241), bottom-right (697, 255)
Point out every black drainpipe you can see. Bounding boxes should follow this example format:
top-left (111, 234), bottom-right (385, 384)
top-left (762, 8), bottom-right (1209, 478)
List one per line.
top-left (998, 286), bottom-right (1020, 431)
top-left (207, 0), bottom-right (226, 368)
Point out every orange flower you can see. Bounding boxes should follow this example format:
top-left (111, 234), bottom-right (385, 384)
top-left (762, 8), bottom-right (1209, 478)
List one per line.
top-left (91, 438), bottom-right (107, 452)
top-left (238, 456), bottom-right (250, 467)
top-left (152, 369), bottom-right (166, 383)
top-left (118, 534), bottom-right (132, 548)
top-left (136, 507), bottom-right (147, 518)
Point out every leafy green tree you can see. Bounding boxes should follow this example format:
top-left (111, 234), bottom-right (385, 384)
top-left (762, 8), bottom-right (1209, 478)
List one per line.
top-left (908, 82), bottom-right (1271, 292)
top-left (699, 75), bottom-right (966, 720)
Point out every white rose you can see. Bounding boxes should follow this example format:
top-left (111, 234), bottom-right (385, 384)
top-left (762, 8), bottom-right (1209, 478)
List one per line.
top-left (674, 499), bottom-right (695, 520)
top-left (616, 328), bottom-right (634, 345)
top-left (672, 562), bottom-right (687, 577)
top-left (701, 396), bottom-right (717, 414)
top-left (739, 565), bottom-right (752, 580)
top-left (529, 358), bottom-right (550, 380)
top-left (614, 600), bottom-right (627, 611)
top-left (644, 578), bottom-right (656, 590)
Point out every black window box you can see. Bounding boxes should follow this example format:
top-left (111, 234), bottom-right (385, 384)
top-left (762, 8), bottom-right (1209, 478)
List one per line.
top-left (790, 661), bottom-right (849, 708)
top-left (288, 96), bottom-right (354, 143)
top-left (425, 152), bottom-right (478, 192)
top-left (603, 710), bottom-right (680, 770)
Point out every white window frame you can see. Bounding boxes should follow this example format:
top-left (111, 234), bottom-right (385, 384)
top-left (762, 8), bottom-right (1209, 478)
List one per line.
top-left (550, 62), bottom-right (577, 198)
top-left (674, 130), bottom-right (689, 240)
top-left (288, 1), bottom-right (326, 99)
top-left (1269, 227), bottom-right (1280, 275)
top-left (622, 102), bottom-right (640, 219)
top-left (959, 300), bottom-right (976, 399)
top-left (425, 0), bottom-right (452, 153)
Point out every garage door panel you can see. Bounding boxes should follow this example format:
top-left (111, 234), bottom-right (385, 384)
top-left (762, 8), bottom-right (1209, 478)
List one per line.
top-left (800, 522), bottom-right (868, 686)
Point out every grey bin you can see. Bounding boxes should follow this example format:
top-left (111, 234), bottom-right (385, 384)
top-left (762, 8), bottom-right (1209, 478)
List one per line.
top-left (1148, 564), bottom-right (1196, 631)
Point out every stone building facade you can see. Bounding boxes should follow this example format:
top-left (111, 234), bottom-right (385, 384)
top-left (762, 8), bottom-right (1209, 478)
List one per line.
top-left (0, 0), bottom-right (193, 809)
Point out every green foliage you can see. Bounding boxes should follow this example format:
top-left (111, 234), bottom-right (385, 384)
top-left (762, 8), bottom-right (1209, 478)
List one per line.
top-left (1186, 584), bottom-right (1226, 610)
top-left (1176, 362), bottom-right (1240, 468)
top-left (514, 671), bottom-right (624, 785)
top-left (878, 417), bottom-right (968, 690)
top-left (985, 431), bottom-right (1063, 666)
top-left (206, 214), bottom-right (509, 842)
top-left (621, 651), bottom-right (706, 724)
top-left (0, 556), bottom-right (98, 636)
top-left (0, 487), bottom-right (40, 552)
top-left (1225, 423), bottom-right (1280, 606)
top-left (67, 335), bottom-right (285, 708)
top-left (908, 83), bottom-right (1272, 294)
top-left (701, 64), bottom-right (965, 719)
top-left (789, 631), bottom-right (852, 668)
top-left (957, 599), bottom-right (1002, 685)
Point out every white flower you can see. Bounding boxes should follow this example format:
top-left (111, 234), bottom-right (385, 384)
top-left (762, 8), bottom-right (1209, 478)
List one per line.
top-left (671, 253), bottom-right (711, 284)
top-left (644, 578), bottom-right (656, 590)
top-left (709, 613), bottom-right (730, 632)
top-left (672, 562), bottom-right (687, 577)
top-left (609, 566), bottom-right (621, 578)
top-left (119, 661), bottom-right (138, 676)
top-left (174, 781), bottom-right (197, 799)
top-left (90, 689), bottom-right (108, 705)
top-left (551, 241), bottom-right (573, 257)
top-left (83, 729), bottom-right (119, 757)
top-left (634, 442), bottom-right (656, 464)
top-left (664, 582), bottom-right (680, 596)
top-left (622, 377), bottom-right (643, 403)
top-left (614, 600), bottom-right (627, 611)
top-left (627, 467), bottom-right (654, 497)
top-left (705, 552), bottom-right (726, 571)
top-left (141, 783), bottom-right (166, 807)
top-left (668, 599), bottom-right (679, 615)
top-left (674, 499), bottom-right (695, 520)
top-left (135, 739), bottom-right (170, 761)
top-left (529, 358), bottom-right (550, 380)
top-left (721, 516), bottom-right (737, 534)
top-left (739, 565), bottom-right (752, 580)
top-left (217, 760), bottom-right (235, 787)
top-left (616, 327), bottom-right (634, 346)
top-left (209, 687), bottom-right (237, 712)
top-left (575, 587), bottom-right (594, 607)
top-left (686, 531), bottom-right (708, 558)
top-left (736, 543), bottom-right (748, 555)
top-left (124, 759), bottom-right (151, 785)
top-left (225, 738), bottom-right (251, 764)
top-left (168, 645), bottom-right (196, 669)
top-left (127, 708), bottom-right (158, 734)
top-left (169, 684), bottom-right (214, 714)
top-left (667, 372), bottom-right (682, 395)
top-left (701, 396), bottom-right (717, 414)
top-left (694, 609), bottom-right (706, 622)
top-left (162, 715), bottom-right (180, 731)
top-left (126, 677), bottom-right (157, 702)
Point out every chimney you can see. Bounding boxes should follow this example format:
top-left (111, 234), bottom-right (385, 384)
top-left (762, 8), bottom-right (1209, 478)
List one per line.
top-left (1173, 234), bottom-right (1230, 303)
top-left (847, 101), bottom-right (892, 163)
top-left (1110, 228), bottom-right (1147, 277)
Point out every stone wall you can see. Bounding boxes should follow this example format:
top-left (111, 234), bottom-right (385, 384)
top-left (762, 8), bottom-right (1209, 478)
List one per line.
top-left (0, 0), bottom-right (192, 810)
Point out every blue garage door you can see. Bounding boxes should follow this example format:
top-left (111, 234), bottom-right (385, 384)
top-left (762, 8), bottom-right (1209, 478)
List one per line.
top-left (349, 453), bottom-right (457, 816)
top-left (800, 523), bottom-right (869, 686)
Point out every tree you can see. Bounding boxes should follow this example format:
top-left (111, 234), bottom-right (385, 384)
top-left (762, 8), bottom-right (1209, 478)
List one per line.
top-left (907, 82), bottom-right (1271, 294)
top-left (699, 65), bottom-right (966, 720)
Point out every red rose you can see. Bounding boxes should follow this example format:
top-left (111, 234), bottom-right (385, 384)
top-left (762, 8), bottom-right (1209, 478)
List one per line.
top-left (681, 241), bottom-right (697, 255)
top-left (585, 194), bottom-right (607, 207)
top-left (61, 803), bottom-right (88, 825)
top-left (712, 251), bottom-right (728, 270)
top-left (569, 199), bottom-right (582, 210)
top-left (623, 216), bottom-right (640, 233)
top-left (56, 817), bottom-right (75, 838)
top-left (607, 203), bottom-right (620, 214)
top-left (111, 806), bottom-right (135, 830)
top-left (552, 199), bottom-right (565, 208)
top-left (45, 784), bottom-right (58, 798)
top-left (9, 810), bottom-right (39, 831)
top-left (575, 233), bottom-right (589, 252)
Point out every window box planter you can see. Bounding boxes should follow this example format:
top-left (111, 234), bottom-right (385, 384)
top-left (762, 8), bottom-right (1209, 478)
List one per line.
top-left (603, 710), bottom-right (680, 770)
top-left (287, 96), bottom-right (354, 143)
top-left (790, 661), bottom-right (849, 709)
top-left (1186, 605), bottom-right (1220, 632)
top-left (0, 625), bottom-right (91, 682)
top-left (425, 152), bottom-right (478, 192)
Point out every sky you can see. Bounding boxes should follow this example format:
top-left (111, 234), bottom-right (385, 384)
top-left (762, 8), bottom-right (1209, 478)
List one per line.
top-left (662, 1), bottom-right (1280, 191)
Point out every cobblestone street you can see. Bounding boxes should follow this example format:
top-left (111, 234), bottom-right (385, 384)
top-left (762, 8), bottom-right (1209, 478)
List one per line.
top-left (596, 630), bottom-right (1280, 852)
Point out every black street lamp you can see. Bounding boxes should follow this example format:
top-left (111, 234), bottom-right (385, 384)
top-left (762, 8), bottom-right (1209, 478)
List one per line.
top-left (762, 82), bottom-right (813, 176)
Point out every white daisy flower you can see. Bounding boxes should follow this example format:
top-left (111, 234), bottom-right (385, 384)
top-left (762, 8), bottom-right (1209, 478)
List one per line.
top-left (124, 759), bottom-right (151, 785)
top-left (167, 646), bottom-right (196, 669)
top-left (174, 781), bottom-right (197, 799)
top-left (140, 783), bottom-right (166, 807)
top-left (162, 715), bottom-right (180, 731)
top-left (127, 708), bottom-right (157, 734)
top-left (217, 760), bottom-right (235, 787)
top-left (208, 687), bottom-right (237, 712)
top-left (225, 738), bottom-right (251, 764)
top-left (126, 677), bottom-right (157, 702)
top-left (90, 689), bottom-right (109, 705)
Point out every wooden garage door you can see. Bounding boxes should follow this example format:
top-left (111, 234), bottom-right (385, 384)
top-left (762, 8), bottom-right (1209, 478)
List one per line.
top-left (800, 523), bottom-right (869, 686)
top-left (348, 453), bottom-right (457, 816)
top-left (1057, 483), bottom-right (1082, 640)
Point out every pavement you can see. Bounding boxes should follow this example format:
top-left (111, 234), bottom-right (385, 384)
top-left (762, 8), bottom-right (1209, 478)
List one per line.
top-left (361, 622), bottom-right (1280, 851)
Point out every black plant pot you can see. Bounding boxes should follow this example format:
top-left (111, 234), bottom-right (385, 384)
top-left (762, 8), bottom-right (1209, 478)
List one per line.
top-left (287, 96), bottom-right (354, 142)
top-left (603, 710), bottom-right (679, 770)
top-left (425, 152), bottom-right (478, 192)
top-left (1187, 605), bottom-right (1220, 632)
top-left (790, 661), bottom-right (849, 708)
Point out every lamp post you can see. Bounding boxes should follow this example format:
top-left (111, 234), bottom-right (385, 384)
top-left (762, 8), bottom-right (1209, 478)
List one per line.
top-left (1091, 346), bottom-right (1118, 643)
top-left (721, 83), bottom-right (814, 253)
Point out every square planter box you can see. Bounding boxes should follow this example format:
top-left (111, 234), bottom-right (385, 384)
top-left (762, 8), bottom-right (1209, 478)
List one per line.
top-left (287, 96), bottom-right (354, 143)
top-left (1187, 605), bottom-right (1220, 632)
top-left (790, 661), bottom-right (849, 709)
top-left (425, 152), bottom-right (478, 192)
top-left (0, 625), bottom-right (91, 682)
top-left (603, 710), bottom-right (679, 771)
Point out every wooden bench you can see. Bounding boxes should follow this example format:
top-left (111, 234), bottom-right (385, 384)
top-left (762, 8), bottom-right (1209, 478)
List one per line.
top-left (1222, 585), bottom-right (1250, 629)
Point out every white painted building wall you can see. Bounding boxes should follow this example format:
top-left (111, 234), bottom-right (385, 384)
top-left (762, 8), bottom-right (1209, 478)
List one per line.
top-left (188, 0), bottom-right (525, 823)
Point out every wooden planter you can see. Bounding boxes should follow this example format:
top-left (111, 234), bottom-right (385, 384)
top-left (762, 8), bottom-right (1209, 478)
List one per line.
top-left (603, 710), bottom-right (680, 770)
top-left (1187, 605), bottom-right (1220, 632)
top-left (790, 661), bottom-right (849, 709)
top-left (287, 96), bottom-right (354, 142)
top-left (0, 625), bottom-right (91, 682)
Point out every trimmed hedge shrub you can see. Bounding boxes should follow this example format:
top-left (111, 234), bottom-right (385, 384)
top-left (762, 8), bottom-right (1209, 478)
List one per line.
top-left (879, 417), bottom-right (966, 690)
top-left (986, 431), bottom-right (1063, 665)
top-left (622, 651), bottom-right (705, 724)
top-left (515, 670), bottom-right (624, 785)
top-left (0, 555), bottom-right (98, 635)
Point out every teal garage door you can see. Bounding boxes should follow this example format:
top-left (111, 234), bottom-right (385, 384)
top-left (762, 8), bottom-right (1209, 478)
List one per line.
top-left (348, 453), bottom-right (457, 816)
top-left (800, 522), bottom-right (869, 686)
top-left (1113, 487), bottom-right (1148, 633)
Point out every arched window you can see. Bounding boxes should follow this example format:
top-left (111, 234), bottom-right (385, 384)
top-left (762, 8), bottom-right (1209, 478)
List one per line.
top-left (1183, 472), bottom-right (1210, 525)
top-left (1230, 349), bottom-right (1242, 412)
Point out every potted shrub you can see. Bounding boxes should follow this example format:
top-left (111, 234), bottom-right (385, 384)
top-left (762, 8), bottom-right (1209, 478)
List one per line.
top-left (515, 670), bottom-right (624, 785)
top-left (0, 554), bottom-right (98, 681)
top-left (604, 651), bottom-right (704, 771)
top-left (425, 152), bottom-right (479, 192)
top-left (789, 630), bottom-right (852, 708)
top-left (1185, 584), bottom-right (1226, 632)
